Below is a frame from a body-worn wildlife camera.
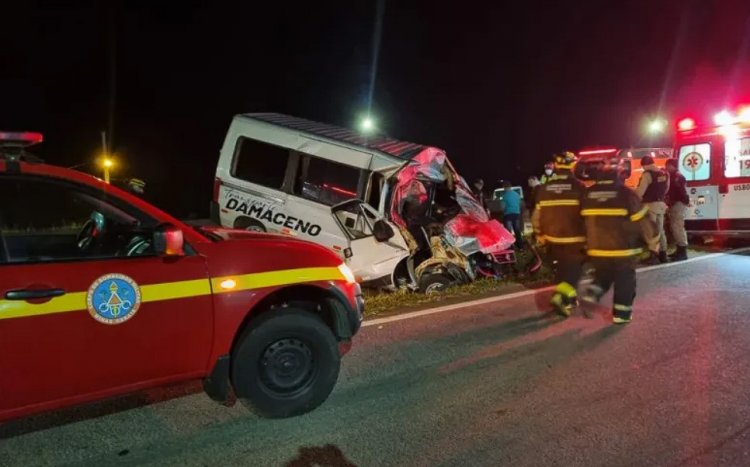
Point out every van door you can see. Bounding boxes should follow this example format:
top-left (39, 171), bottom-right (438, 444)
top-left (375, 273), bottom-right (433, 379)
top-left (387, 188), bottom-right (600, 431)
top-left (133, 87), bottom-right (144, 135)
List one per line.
top-left (717, 135), bottom-right (750, 230)
top-left (678, 142), bottom-right (719, 229)
top-left (217, 137), bottom-right (291, 232)
top-left (332, 200), bottom-right (409, 285)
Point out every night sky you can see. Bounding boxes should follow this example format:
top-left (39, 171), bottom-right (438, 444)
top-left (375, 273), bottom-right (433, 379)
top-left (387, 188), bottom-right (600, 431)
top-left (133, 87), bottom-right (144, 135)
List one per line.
top-left (3, 1), bottom-right (750, 217)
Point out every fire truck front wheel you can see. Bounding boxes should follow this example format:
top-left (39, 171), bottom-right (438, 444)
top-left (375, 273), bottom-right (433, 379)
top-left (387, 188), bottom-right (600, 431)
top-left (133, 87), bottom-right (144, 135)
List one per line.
top-left (231, 308), bottom-right (341, 418)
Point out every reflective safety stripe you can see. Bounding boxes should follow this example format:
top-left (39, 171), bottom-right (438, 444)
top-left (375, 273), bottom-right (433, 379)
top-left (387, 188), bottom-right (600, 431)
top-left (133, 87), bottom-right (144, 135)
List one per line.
top-left (210, 267), bottom-right (344, 294)
top-left (587, 248), bottom-right (643, 257)
top-left (0, 267), bottom-right (346, 321)
top-left (580, 208), bottom-right (628, 216)
top-left (538, 199), bottom-right (580, 207)
top-left (614, 304), bottom-right (632, 311)
top-left (595, 180), bottom-right (615, 185)
top-left (630, 207), bottom-right (649, 221)
top-left (555, 281), bottom-right (577, 298)
top-left (555, 163), bottom-right (575, 170)
top-left (543, 235), bottom-right (587, 244)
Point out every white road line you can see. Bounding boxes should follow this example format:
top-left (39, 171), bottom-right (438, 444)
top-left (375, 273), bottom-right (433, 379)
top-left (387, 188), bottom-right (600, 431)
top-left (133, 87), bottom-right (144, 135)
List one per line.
top-left (362, 246), bottom-right (750, 328)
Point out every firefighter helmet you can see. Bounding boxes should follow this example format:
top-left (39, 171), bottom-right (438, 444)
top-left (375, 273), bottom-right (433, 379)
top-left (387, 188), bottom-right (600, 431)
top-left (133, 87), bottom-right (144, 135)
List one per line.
top-left (553, 151), bottom-right (578, 169)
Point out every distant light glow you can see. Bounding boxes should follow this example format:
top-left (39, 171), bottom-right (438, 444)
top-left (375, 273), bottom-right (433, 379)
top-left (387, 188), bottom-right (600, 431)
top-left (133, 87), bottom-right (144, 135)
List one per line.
top-left (738, 107), bottom-right (750, 124)
top-left (579, 148), bottom-right (618, 156)
top-left (102, 159), bottom-right (114, 168)
top-left (360, 116), bottom-right (376, 134)
top-left (714, 110), bottom-right (734, 126)
top-left (648, 119), bottom-right (666, 134)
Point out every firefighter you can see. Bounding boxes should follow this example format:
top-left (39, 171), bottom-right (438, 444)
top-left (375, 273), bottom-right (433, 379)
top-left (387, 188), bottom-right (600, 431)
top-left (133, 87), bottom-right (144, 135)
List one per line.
top-left (532, 151), bottom-right (586, 316)
top-left (581, 161), bottom-right (658, 324)
top-left (540, 162), bottom-right (555, 184)
top-left (635, 155), bottom-right (670, 263)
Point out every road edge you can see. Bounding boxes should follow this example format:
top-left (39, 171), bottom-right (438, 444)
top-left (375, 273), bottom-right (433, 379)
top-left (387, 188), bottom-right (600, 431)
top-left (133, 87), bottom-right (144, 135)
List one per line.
top-left (363, 246), bottom-right (750, 327)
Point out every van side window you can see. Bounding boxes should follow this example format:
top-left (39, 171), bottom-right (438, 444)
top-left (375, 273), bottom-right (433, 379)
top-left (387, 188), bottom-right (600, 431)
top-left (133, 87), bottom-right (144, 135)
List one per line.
top-left (231, 137), bottom-right (290, 189)
top-left (678, 143), bottom-right (711, 181)
top-left (724, 137), bottom-right (750, 178)
top-left (294, 155), bottom-right (361, 206)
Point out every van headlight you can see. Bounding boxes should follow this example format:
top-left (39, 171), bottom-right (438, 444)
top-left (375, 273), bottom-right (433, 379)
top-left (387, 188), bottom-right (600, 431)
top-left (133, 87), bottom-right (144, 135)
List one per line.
top-left (337, 263), bottom-right (357, 284)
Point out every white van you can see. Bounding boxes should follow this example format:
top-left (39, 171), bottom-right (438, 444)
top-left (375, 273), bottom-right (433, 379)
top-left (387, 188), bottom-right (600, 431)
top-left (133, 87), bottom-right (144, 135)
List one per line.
top-left (212, 113), bottom-right (515, 289)
top-left (211, 113), bottom-right (428, 286)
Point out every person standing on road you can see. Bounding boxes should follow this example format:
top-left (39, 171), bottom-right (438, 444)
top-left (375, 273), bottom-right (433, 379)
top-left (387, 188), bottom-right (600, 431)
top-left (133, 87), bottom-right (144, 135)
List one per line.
top-left (581, 162), bottom-right (658, 324)
top-left (472, 178), bottom-right (488, 212)
top-left (532, 151), bottom-right (586, 317)
top-left (635, 155), bottom-right (670, 263)
top-left (501, 180), bottom-right (524, 249)
top-left (665, 159), bottom-right (689, 261)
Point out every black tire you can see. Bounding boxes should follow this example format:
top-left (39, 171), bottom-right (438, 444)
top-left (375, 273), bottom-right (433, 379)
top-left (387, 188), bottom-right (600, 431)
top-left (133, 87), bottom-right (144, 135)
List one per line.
top-left (231, 308), bottom-right (340, 418)
top-left (233, 216), bottom-right (266, 232)
top-left (418, 273), bottom-right (452, 294)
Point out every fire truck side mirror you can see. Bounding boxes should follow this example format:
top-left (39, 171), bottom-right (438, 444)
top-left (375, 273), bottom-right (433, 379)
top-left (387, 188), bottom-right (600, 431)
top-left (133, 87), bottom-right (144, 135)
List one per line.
top-left (153, 223), bottom-right (185, 257)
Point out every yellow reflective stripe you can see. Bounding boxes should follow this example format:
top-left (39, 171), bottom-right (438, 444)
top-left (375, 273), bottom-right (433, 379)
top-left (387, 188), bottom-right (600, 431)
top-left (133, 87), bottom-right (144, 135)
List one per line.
top-left (596, 180), bottom-right (614, 185)
top-left (141, 279), bottom-right (212, 302)
top-left (0, 292), bottom-right (87, 320)
top-left (556, 163), bottom-right (575, 169)
top-left (614, 304), bottom-right (633, 311)
top-left (211, 267), bottom-right (344, 294)
top-left (587, 248), bottom-right (643, 257)
top-left (542, 235), bottom-right (587, 244)
top-left (580, 208), bottom-right (628, 216)
top-left (630, 207), bottom-right (649, 221)
top-left (0, 267), bottom-right (345, 321)
top-left (538, 199), bottom-right (580, 207)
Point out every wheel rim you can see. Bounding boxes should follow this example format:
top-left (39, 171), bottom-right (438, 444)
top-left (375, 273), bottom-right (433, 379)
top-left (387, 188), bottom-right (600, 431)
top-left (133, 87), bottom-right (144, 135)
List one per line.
top-left (259, 338), bottom-right (314, 395)
top-left (425, 282), bottom-right (446, 294)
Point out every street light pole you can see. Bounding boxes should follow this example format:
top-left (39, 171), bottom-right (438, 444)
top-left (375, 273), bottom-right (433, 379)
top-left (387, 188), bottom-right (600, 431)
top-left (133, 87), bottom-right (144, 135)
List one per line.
top-left (101, 131), bottom-right (110, 184)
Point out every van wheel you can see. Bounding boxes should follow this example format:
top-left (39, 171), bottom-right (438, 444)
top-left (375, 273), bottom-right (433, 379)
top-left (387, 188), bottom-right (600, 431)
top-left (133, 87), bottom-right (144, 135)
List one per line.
top-left (231, 308), bottom-right (341, 418)
top-left (418, 273), bottom-right (452, 294)
top-left (234, 216), bottom-right (266, 232)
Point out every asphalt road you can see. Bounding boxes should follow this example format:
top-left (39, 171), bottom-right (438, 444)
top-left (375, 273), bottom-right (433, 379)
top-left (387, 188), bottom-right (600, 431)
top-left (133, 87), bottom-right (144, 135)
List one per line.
top-left (2, 250), bottom-right (750, 467)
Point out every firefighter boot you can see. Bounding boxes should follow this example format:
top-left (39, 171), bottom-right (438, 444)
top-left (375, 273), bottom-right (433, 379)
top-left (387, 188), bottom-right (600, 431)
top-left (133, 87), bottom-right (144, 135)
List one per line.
top-left (658, 251), bottom-right (669, 264)
top-left (612, 304), bottom-right (633, 324)
top-left (581, 284), bottom-right (604, 304)
top-left (669, 245), bottom-right (688, 262)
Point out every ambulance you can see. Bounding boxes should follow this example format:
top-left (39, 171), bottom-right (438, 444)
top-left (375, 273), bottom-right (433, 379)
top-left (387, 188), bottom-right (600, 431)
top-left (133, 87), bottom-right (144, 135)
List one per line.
top-left (673, 109), bottom-right (750, 235)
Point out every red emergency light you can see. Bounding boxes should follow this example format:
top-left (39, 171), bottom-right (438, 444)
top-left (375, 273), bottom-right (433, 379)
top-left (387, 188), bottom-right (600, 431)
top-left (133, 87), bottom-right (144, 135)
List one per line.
top-left (0, 132), bottom-right (43, 146)
top-left (677, 118), bottom-right (696, 131)
top-left (578, 148), bottom-right (617, 156)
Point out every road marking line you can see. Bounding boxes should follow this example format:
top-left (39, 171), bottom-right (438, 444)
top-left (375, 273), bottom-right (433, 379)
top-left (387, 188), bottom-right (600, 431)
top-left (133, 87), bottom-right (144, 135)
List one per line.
top-left (363, 246), bottom-right (750, 328)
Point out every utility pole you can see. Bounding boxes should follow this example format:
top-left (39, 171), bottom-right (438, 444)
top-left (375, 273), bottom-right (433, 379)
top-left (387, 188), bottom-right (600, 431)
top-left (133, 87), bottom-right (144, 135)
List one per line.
top-left (101, 131), bottom-right (111, 184)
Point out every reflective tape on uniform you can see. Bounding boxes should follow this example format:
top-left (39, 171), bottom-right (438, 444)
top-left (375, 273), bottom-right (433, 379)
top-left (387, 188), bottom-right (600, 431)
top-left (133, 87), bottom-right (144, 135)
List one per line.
top-left (580, 208), bottom-right (628, 216)
top-left (630, 207), bottom-right (649, 221)
top-left (587, 248), bottom-right (643, 257)
top-left (538, 199), bottom-right (580, 207)
top-left (614, 304), bottom-right (633, 311)
top-left (542, 235), bottom-right (586, 244)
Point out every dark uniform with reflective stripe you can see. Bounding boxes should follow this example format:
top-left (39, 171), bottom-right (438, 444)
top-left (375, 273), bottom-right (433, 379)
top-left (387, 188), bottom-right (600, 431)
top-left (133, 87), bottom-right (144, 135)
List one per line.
top-left (532, 169), bottom-right (586, 309)
top-left (582, 172), bottom-right (657, 323)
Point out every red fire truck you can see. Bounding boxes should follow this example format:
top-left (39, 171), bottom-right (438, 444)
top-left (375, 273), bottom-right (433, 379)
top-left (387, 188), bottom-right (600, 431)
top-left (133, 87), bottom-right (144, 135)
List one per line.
top-left (0, 132), bottom-right (363, 421)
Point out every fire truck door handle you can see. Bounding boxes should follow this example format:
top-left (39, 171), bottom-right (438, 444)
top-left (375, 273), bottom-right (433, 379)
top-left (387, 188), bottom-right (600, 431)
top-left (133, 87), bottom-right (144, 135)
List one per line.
top-left (4, 288), bottom-right (66, 301)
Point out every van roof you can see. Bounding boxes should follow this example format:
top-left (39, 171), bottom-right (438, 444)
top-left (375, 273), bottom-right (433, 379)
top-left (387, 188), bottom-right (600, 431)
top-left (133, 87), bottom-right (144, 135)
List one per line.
top-left (241, 113), bottom-right (427, 161)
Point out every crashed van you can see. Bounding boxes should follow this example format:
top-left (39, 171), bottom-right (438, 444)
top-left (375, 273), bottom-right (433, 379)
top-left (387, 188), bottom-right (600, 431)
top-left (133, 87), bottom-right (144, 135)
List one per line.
top-left (212, 113), bottom-right (515, 291)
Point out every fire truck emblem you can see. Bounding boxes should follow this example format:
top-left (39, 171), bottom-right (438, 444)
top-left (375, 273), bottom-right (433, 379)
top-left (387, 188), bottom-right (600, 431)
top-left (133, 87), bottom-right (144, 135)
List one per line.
top-left (87, 274), bottom-right (141, 325)
top-left (682, 152), bottom-right (703, 173)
